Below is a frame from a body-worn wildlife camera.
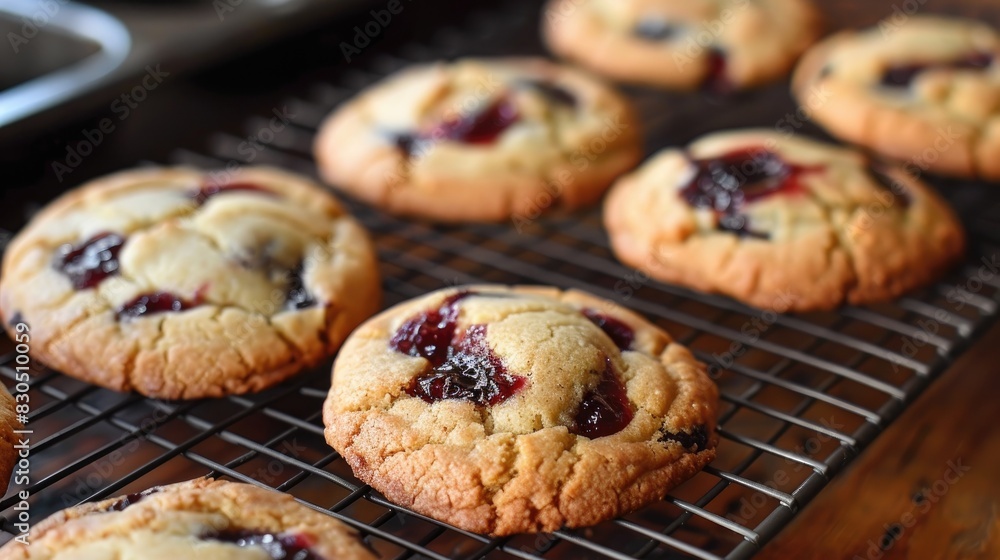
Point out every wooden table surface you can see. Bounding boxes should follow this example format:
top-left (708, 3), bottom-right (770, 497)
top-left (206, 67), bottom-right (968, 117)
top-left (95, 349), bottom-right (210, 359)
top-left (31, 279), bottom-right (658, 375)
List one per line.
top-left (759, 320), bottom-right (1000, 559)
top-left (755, 1), bottom-right (1000, 557)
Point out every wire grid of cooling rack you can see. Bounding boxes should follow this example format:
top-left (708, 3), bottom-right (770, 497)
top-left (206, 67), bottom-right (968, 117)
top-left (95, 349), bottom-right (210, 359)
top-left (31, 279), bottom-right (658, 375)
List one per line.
top-left (3, 1), bottom-right (1000, 558)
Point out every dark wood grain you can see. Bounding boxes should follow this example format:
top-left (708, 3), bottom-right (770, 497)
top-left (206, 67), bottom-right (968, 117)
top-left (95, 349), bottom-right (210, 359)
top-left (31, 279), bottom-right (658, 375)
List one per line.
top-left (760, 321), bottom-right (1000, 559)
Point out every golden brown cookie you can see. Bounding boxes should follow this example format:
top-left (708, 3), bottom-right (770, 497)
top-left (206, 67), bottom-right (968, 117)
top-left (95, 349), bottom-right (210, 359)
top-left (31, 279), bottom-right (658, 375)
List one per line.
top-left (0, 478), bottom-right (376, 559)
top-left (793, 16), bottom-right (1000, 179)
top-left (543, 0), bottom-right (822, 91)
top-left (604, 129), bottom-right (966, 311)
top-left (323, 285), bottom-right (718, 535)
top-left (0, 166), bottom-right (381, 399)
top-left (314, 58), bottom-right (642, 223)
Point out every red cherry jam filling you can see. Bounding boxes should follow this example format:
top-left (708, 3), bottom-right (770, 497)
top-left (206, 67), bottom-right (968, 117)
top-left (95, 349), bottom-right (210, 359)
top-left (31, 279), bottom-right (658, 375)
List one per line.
top-left (390, 291), bottom-right (471, 366)
top-left (391, 293), bottom-right (638, 435)
top-left (431, 96), bottom-right (520, 144)
top-left (392, 292), bottom-right (525, 406)
top-left (117, 291), bottom-right (202, 320)
top-left (56, 232), bottom-right (125, 290)
top-left (660, 424), bottom-right (710, 451)
top-left (393, 96), bottom-right (520, 155)
top-left (571, 357), bottom-right (634, 439)
top-left (881, 52), bottom-right (993, 87)
top-left (680, 148), bottom-right (821, 238)
top-left (582, 309), bottom-right (634, 351)
top-left (191, 182), bottom-right (274, 205)
top-left (103, 487), bottom-right (162, 512)
top-left (407, 324), bottom-right (526, 406)
top-left (205, 530), bottom-right (321, 560)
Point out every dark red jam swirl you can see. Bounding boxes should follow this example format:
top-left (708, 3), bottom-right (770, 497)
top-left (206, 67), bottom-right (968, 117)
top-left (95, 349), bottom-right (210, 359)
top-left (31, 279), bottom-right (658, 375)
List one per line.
top-left (117, 291), bottom-right (202, 320)
top-left (406, 324), bottom-right (526, 406)
top-left (881, 52), bottom-right (993, 87)
top-left (205, 530), bottom-right (321, 560)
top-left (394, 96), bottom-right (520, 155)
top-left (680, 148), bottom-right (822, 238)
top-left (432, 97), bottom-right (520, 144)
top-left (391, 292), bottom-right (526, 406)
top-left (571, 357), bottom-right (634, 439)
top-left (582, 309), bottom-right (635, 351)
top-left (55, 232), bottom-right (125, 290)
top-left (390, 292), bottom-right (471, 367)
top-left (391, 292), bottom-right (636, 437)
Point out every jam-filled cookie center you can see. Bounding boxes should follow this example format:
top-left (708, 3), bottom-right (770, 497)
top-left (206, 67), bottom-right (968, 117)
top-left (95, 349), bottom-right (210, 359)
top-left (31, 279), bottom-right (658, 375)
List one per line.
top-left (56, 232), bottom-right (125, 290)
top-left (389, 292), bottom-right (526, 406)
top-left (389, 292), bottom-right (638, 438)
top-left (679, 148), bottom-right (822, 238)
top-left (204, 530), bottom-right (322, 559)
top-left (117, 291), bottom-right (203, 320)
top-left (394, 96), bottom-right (520, 155)
top-left (582, 309), bottom-right (634, 351)
top-left (53, 178), bottom-right (320, 317)
top-left (392, 80), bottom-right (577, 155)
top-left (572, 357), bottom-right (634, 438)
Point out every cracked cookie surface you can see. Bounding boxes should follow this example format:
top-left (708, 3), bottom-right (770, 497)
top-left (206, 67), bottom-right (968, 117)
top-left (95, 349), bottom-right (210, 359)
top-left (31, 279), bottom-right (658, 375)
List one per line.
top-left (0, 167), bottom-right (381, 399)
top-left (323, 285), bottom-right (718, 535)
top-left (793, 16), bottom-right (1000, 179)
top-left (543, 0), bottom-right (822, 91)
top-left (0, 478), bottom-right (376, 559)
top-left (314, 57), bottom-right (642, 222)
top-left (603, 130), bottom-right (965, 311)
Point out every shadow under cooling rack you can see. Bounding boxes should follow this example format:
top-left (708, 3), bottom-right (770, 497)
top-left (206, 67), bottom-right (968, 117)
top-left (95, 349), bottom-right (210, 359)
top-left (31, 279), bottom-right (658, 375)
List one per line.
top-left (3, 0), bottom-right (1000, 558)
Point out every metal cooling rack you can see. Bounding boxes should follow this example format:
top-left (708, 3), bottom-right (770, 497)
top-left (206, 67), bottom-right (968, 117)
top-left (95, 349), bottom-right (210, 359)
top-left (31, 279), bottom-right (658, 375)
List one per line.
top-left (3, 1), bottom-right (1000, 558)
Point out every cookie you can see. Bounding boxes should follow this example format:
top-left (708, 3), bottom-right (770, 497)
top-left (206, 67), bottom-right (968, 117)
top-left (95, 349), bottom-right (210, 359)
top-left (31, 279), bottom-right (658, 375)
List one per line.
top-left (604, 130), bottom-right (965, 312)
top-left (543, 0), bottom-right (822, 91)
top-left (314, 57), bottom-right (642, 223)
top-left (0, 166), bottom-right (381, 399)
top-left (0, 478), bottom-right (376, 559)
top-left (793, 16), bottom-right (1000, 179)
top-left (323, 285), bottom-right (718, 536)
top-left (0, 384), bottom-right (20, 494)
